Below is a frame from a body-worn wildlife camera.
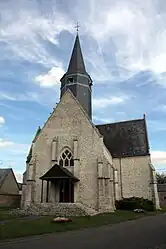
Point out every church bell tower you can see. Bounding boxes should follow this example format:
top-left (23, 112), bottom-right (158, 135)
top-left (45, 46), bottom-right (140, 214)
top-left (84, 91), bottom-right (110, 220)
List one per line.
top-left (60, 33), bottom-right (93, 119)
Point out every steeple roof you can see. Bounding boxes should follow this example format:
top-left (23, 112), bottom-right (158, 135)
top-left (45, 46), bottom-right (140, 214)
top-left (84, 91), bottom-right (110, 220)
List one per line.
top-left (67, 34), bottom-right (87, 74)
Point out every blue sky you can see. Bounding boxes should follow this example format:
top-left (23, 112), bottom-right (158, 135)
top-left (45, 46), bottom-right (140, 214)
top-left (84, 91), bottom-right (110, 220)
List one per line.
top-left (0, 0), bottom-right (166, 182)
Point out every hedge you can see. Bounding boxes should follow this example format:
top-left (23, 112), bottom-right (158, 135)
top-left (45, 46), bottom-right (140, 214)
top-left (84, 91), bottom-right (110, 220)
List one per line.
top-left (115, 197), bottom-right (154, 211)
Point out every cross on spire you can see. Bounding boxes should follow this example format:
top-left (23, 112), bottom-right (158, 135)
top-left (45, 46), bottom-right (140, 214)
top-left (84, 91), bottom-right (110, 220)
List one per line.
top-left (75, 22), bottom-right (80, 33)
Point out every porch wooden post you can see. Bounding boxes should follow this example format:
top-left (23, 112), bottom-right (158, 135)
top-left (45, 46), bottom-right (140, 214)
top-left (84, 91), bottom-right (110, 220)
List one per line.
top-left (41, 180), bottom-right (44, 203)
top-left (69, 178), bottom-right (72, 202)
top-left (63, 179), bottom-right (65, 202)
top-left (46, 181), bottom-right (49, 203)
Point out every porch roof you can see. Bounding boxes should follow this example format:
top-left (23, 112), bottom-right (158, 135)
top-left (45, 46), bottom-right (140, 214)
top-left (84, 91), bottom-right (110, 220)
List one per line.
top-left (39, 164), bottom-right (79, 182)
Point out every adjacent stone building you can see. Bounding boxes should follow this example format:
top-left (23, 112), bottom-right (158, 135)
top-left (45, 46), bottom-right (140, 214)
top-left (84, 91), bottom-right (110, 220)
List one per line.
top-left (157, 184), bottom-right (166, 207)
top-left (0, 168), bottom-right (21, 207)
top-left (21, 33), bottom-right (160, 215)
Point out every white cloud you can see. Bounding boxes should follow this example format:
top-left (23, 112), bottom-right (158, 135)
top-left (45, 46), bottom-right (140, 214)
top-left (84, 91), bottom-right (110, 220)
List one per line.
top-left (15, 172), bottom-right (23, 183)
top-left (151, 150), bottom-right (166, 166)
top-left (35, 66), bottom-right (65, 87)
top-left (0, 116), bottom-right (5, 124)
top-left (93, 95), bottom-right (127, 108)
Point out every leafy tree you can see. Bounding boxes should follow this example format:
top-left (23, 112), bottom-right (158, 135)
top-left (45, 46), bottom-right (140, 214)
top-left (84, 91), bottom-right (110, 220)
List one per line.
top-left (156, 173), bottom-right (166, 184)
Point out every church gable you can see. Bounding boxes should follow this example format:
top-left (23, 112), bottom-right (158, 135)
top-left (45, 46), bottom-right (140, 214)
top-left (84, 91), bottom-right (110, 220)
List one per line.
top-left (31, 89), bottom-right (113, 208)
top-left (32, 89), bottom-right (105, 177)
top-left (35, 89), bottom-right (102, 146)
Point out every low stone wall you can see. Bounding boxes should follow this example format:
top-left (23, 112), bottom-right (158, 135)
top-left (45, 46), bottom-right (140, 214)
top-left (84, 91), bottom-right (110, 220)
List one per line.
top-left (10, 203), bottom-right (99, 217)
top-left (0, 193), bottom-right (21, 207)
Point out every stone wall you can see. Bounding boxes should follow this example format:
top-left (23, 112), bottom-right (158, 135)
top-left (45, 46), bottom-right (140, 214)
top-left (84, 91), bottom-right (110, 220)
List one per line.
top-left (0, 193), bottom-right (21, 207)
top-left (113, 155), bottom-right (153, 200)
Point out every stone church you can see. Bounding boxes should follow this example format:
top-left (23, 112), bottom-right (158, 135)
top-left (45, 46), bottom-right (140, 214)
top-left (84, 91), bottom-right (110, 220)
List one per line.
top-left (21, 33), bottom-right (160, 214)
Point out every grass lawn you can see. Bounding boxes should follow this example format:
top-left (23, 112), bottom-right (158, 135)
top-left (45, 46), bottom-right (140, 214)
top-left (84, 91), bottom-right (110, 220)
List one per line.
top-left (0, 208), bottom-right (165, 240)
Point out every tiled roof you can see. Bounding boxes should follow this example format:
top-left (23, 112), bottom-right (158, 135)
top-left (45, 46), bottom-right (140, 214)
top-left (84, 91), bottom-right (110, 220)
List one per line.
top-left (96, 118), bottom-right (150, 158)
top-left (0, 168), bottom-right (11, 188)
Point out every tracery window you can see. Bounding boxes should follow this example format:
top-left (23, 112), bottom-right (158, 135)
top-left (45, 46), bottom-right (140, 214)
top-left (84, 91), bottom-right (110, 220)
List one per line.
top-left (59, 149), bottom-right (74, 167)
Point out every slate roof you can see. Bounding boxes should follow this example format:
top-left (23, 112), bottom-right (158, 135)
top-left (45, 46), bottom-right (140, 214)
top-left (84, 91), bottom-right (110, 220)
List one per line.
top-left (67, 34), bottom-right (87, 75)
top-left (96, 118), bottom-right (150, 158)
top-left (40, 164), bottom-right (79, 182)
top-left (0, 168), bottom-right (11, 188)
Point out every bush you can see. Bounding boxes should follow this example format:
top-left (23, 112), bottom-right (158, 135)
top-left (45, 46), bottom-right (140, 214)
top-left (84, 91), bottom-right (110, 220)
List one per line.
top-left (115, 197), bottom-right (155, 211)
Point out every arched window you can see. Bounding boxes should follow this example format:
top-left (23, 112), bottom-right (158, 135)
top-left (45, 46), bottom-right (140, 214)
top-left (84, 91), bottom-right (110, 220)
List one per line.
top-left (59, 149), bottom-right (74, 167)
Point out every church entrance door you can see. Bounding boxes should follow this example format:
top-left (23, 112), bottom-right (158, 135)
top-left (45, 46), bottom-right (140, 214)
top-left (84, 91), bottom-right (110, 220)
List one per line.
top-left (59, 179), bottom-right (74, 203)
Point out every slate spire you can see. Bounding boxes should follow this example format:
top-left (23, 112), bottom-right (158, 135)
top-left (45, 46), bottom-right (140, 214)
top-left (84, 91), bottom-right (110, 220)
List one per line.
top-left (60, 33), bottom-right (93, 119)
top-left (67, 34), bottom-right (87, 74)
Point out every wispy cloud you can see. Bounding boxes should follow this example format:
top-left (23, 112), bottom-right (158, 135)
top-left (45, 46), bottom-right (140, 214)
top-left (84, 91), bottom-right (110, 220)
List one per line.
top-left (0, 138), bottom-right (14, 148)
top-left (1, 0), bottom-right (166, 86)
top-left (0, 91), bottom-right (57, 108)
top-left (0, 138), bottom-right (29, 151)
top-left (74, 0), bottom-right (166, 86)
top-left (0, 1), bottom-right (74, 67)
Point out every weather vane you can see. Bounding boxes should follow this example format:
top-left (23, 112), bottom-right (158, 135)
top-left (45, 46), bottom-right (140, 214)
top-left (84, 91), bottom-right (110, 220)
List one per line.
top-left (75, 22), bottom-right (80, 33)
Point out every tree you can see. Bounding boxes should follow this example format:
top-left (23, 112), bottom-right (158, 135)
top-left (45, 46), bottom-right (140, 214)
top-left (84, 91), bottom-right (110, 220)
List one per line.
top-left (156, 173), bottom-right (166, 184)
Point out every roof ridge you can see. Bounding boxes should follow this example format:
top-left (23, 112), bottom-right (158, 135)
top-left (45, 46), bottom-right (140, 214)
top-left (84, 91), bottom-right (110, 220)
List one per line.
top-left (96, 118), bottom-right (144, 127)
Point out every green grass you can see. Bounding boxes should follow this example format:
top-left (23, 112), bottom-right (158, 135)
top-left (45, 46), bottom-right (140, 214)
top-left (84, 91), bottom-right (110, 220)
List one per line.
top-left (0, 206), bottom-right (22, 221)
top-left (0, 209), bottom-right (164, 240)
